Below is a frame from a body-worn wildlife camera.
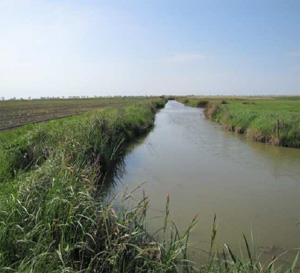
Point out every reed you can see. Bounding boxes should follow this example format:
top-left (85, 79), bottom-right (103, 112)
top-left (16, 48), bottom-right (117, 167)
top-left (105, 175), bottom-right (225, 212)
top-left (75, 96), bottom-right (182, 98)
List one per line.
top-left (0, 99), bottom-right (196, 272)
top-left (0, 98), bottom-right (298, 272)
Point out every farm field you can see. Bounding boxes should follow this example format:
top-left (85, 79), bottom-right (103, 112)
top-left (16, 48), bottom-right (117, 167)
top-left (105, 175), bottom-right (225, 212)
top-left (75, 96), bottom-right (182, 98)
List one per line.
top-left (0, 97), bottom-right (155, 131)
top-left (177, 96), bottom-right (300, 148)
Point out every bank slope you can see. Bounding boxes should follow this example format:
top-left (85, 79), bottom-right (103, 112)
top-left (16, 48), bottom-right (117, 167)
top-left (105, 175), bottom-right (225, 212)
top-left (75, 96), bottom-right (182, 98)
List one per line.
top-left (178, 97), bottom-right (300, 148)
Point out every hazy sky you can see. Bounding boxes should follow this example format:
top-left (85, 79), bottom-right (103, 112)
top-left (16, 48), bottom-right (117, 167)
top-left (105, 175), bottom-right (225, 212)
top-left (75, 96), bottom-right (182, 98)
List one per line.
top-left (0, 0), bottom-right (299, 98)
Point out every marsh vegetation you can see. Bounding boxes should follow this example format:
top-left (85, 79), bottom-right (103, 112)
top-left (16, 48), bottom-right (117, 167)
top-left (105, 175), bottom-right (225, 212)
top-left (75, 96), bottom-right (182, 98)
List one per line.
top-left (0, 97), bottom-right (298, 272)
top-left (178, 97), bottom-right (300, 148)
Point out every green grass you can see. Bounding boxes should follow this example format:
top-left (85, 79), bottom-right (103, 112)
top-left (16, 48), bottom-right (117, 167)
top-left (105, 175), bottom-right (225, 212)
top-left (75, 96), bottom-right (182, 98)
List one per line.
top-left (0, 97), bottom-right (298, 272)
top-left (178, 97), bottom-right (300, 148)
top-left (0, 98), bottom-right (198, 272)
top-left (0, 96), bottom-right (158, 131)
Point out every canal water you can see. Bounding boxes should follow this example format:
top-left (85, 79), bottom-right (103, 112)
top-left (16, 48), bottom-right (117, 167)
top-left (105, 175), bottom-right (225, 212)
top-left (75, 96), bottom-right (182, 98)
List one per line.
top-left (113, 100), bottom-right (300, 263)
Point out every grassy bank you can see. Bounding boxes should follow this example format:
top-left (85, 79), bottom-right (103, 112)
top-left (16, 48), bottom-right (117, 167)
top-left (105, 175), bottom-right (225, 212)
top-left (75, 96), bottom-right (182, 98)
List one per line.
top-left (178, 97), bottom-right (300, 148)
top-left (0, 98), bottom-right (297, 272)
top-left (0, 99), bottom-right (198, 272)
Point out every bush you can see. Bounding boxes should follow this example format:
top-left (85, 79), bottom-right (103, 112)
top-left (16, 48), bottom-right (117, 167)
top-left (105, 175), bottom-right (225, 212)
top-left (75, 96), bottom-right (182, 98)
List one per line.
top-left (196, 100), bottom-right (209, 108)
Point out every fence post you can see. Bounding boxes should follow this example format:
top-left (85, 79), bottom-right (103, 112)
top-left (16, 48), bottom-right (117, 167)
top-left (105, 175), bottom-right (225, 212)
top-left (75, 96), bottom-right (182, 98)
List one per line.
top-left (276, 119), bottom-right (280, 138)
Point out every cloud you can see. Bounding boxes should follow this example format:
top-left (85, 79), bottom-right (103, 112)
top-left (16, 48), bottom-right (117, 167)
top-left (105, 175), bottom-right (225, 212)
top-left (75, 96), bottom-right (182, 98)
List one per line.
top-left (162, 53), bottom-right (205, 63)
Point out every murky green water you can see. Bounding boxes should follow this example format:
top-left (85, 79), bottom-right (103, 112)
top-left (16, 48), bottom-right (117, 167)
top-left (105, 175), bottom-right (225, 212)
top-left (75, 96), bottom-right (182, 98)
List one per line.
top-left (113, 101), bottom-right (300, 263)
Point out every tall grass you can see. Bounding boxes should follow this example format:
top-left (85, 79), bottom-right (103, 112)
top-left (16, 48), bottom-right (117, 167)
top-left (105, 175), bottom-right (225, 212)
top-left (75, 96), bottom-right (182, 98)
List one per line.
top-left (0, 100), bottom-right (164, 182)
top-left (0, 99), bottom-right (197, 272)
top-left (0, 160), bottom-right (195, 272)
top-left (0, 98), bottom-right (298, 272)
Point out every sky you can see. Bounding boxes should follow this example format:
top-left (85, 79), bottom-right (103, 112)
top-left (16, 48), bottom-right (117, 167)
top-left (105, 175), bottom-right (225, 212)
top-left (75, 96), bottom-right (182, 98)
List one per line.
top-left (0, 0), bottom-right (299, 99)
